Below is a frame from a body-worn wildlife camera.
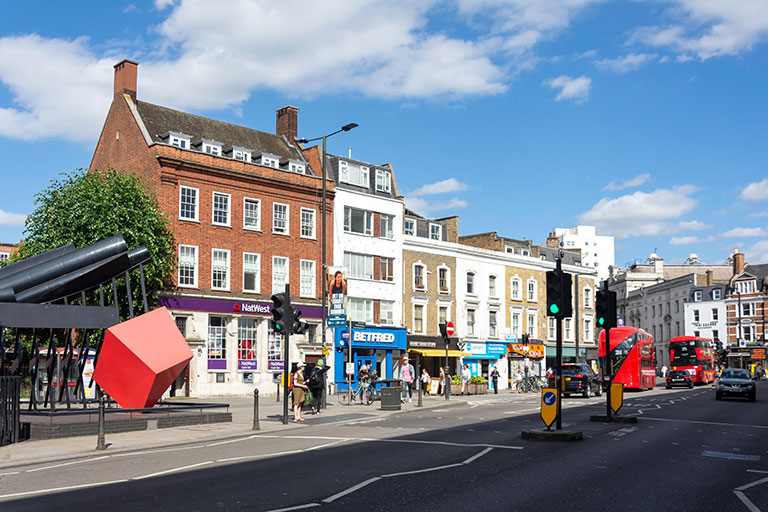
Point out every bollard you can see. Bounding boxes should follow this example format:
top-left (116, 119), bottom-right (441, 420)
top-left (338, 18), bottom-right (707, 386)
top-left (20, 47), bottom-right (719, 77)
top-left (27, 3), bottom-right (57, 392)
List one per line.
top-left (252, 388), bottom-right (260, 431)
top-left (96, 394), bottom-right (106, 450)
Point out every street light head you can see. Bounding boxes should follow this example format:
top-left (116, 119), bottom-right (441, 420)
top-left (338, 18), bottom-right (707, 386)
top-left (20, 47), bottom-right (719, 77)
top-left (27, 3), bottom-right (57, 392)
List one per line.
top-left (342, 123), bottom-right (358, 132)
top-left (296, 138), bottom-right (308, 143)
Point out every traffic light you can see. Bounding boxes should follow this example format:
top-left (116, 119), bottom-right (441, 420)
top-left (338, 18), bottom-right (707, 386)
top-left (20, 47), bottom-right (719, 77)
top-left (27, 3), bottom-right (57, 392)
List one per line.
top-left (521, 333), bottom-right (530, 344)
top-left (546, 268), bottom-right (572, 318)
top-left (290, 307), bottom-right (309, 335)
top-left (595, 289), bottom-right (617, 329)
top-left (439, 323), bottom-right (448, 345)
top-left (271, 292), bottom-right (290, 333)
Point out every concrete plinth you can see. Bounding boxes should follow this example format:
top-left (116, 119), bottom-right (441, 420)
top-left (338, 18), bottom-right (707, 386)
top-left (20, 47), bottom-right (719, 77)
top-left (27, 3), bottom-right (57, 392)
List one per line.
top-left (589, 415), bottom-right (638, 423)
top-left (521, 429), bottom-right (583, 441)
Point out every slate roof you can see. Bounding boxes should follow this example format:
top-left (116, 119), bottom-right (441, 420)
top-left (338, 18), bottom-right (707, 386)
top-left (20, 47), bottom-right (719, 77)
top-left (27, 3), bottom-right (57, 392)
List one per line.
top-left (742, 263), bottom-right (768, 290)
top-left (325, 154), bottom-right (398, 199)
top-left (135, 100), bottom-right (308, 169)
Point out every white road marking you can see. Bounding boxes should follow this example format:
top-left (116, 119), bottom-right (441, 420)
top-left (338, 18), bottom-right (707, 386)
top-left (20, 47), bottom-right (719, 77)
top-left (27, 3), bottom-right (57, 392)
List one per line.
top-left (733, 490), bottom-right (760, 512)
top-left (463, 447), bottom-right (493, 465)
top-left (133, 461), bottom-right (213, 480)
top-left (217, 449), bottom-right (303, 463)
top-left (323, 477), bottom-right (381, 503)
top-left (0, 471), bottom-right (19, 476)
top-left (749, 470), bottom-right (768, 474)
top-left (736, 475), bottom-right (768, 492)
top-left (263, 504), bottom-right (320, 512)
top-left (642, 417), bottom-right (768, 430)
top-left (206, 434), bottom-right (260, 447)
top-left (382, 463), bottom-right (463, 477)
top-left (0, 479), bottom-right (129, 500)
top-left (112, 445), bottom-right (200, 457)
top-left (25, 456), bottom-right (109, 473)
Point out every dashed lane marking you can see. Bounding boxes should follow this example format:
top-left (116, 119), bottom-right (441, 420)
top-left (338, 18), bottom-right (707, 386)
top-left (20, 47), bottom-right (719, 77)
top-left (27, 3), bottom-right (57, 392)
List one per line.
top-left (24, 456), bottom-right (109, 473)
top-left (702, 451), bottom-right (760, 461)
top-left (640, 417), bottom-right (768, 430)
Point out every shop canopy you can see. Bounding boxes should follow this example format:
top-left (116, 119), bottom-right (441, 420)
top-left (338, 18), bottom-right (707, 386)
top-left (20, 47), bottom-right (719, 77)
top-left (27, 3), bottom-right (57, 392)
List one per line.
top-left (408, 348), bottom-right (464, 358)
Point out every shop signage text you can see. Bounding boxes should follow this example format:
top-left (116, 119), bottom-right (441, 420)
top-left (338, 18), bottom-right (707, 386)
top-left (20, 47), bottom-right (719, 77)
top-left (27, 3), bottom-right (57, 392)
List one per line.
top-left (353, 331), bottom-right (395, 343)
top-left (234, 303), bottom-right (271, 314)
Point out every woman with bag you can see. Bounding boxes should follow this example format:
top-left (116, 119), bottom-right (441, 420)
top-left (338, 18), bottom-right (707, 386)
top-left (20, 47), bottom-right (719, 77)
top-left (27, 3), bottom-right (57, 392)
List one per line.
top-left (292, 362), bottom-right (310, 423)
top-left (421, 368), bottom-right (431, 396)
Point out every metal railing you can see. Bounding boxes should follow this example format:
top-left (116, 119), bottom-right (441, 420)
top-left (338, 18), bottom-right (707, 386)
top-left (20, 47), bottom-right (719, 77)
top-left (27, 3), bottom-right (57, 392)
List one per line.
top-left (1, 376), bottom-right (20, 446)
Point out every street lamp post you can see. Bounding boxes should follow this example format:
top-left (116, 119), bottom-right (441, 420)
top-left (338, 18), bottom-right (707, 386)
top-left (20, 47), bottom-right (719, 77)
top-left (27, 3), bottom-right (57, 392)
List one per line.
top-left (298, 123), bottom-right (358, 407)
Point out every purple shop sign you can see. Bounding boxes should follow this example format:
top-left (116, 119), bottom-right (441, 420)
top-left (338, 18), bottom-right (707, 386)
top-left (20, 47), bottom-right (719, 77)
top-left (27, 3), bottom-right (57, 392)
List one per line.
top-left (158, 295), bottom-right (323, 319)
top-left (268, 360), bottom-right (284, 371)
top-left (238, 360), bottom-right (258, 371)
top-left (208, 359), bottom-right (227, 370)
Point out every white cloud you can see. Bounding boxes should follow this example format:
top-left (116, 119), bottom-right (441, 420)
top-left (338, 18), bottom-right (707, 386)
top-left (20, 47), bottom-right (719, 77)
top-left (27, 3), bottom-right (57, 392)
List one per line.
top-left (678, 220), bottom-right (711, 231)
top-left (0, 209), bottom-right (27, 226)
top-left (578, 185), bottom-right (698, 239)
top-left (405, 197), bottom-right (468, 215)
top-left (596, 53), bottom-right (656, 73)
top-left (741, 178), bottom-right (768, 201)
top-left (543, 75), bottom-right (591, 103)
top-left (749, 210), bottom-right (768, 218)
top-left (720, 227), bottom-right (768, 238)
top-left (630, 0), bottom-right (768, 60)
top-left (603, 172), bottom-right (650, 191)
top-left (745, 239), bottom-right (768, 263)
top-left (669, 236), bottom-right (700, 245)
top-left (409, 178), bottom-right (468, 197)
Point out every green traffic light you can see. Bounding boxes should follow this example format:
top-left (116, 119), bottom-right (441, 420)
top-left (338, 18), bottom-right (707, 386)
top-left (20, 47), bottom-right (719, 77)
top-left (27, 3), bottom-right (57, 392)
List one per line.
top-left (549, 304), bottom-right (559, 315)
top-left (598, 317), bottom-right (604, 326)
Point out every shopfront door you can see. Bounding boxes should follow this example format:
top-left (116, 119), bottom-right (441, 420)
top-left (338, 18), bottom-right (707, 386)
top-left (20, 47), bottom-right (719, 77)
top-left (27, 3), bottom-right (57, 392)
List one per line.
top-left (355, 355), bottom-right (375, 383)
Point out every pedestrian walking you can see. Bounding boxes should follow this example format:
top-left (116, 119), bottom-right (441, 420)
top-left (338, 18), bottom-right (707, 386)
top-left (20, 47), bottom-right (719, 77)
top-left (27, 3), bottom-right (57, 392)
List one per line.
top-left (439, 367), bottom-right (446, 396)
top-left (307, 359), bottom-right (330, 415)
top-left (421, 368), bottom-right (431, 396)
top-left (400, 357), bottom-right (415, 402)
top-left (661, 365), bottom-right (668, 378)
top-left (292, 362), bottom-right (309, 423)
top-left (515, 370), bottom-right (523, 394)
top-left (461, 364), bottom-right (471, 395)
top-left (490, 365), bottom-right (500, 394)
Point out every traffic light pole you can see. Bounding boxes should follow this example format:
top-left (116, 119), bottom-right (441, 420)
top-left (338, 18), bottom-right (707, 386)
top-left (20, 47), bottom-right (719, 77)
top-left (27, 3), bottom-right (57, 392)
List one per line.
top-left (556, 316), bottom-right (563, 430)
top-left (282, 284), bottom-right (291, 425)
top-left (605, 324), bottom-right (611, 420)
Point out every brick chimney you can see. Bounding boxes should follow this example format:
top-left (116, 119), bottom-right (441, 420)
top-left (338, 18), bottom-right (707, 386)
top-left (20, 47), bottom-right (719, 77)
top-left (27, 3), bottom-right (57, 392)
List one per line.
top-left (113, 59), bottom-right (138, 101)
top-left (733, 248), bottom-right (745, 275)
top-left (706, 269), bottom-right (713, 286)
top-left (545, 231), bottom-right (560, 249)
top-left (276, 105), bottom-right (299, 142)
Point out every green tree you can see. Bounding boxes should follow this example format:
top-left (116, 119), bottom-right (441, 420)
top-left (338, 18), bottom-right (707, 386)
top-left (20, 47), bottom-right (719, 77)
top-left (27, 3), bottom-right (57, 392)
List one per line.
top-left (11, 168), bottom-right (175, 318)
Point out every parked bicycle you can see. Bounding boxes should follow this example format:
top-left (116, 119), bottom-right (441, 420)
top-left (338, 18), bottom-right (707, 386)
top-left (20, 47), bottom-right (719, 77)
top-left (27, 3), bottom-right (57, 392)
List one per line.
top-left (515, 375), bottom-right (544, 393)
top-left (337, 381), bottom-right (374, 405)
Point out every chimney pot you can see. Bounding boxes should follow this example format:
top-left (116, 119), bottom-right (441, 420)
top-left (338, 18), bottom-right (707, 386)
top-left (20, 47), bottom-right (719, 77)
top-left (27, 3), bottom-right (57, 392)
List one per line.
top-left (113, 59), bottom-right (138, 101)
top-left (733, 251), bottom-right (745, 275)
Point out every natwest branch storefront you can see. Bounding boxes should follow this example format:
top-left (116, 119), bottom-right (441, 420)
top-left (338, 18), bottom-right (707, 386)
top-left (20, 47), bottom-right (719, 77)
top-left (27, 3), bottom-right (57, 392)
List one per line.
top-left (159, 295), bottom-right (322, 397)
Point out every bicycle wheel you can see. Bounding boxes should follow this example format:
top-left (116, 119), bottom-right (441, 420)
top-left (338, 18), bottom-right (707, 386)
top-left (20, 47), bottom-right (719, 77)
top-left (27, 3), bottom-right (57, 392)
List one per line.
top-left (338, 387), bottom-right (351, 405)
top-left (361, 388), bottom-right (374, 406)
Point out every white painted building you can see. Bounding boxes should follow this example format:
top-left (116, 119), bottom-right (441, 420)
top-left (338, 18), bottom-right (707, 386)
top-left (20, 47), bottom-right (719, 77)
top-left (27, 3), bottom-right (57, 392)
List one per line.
top-left (328, 155), bottom-right (404, 328)
top-left (683, 283), bottom-right (727, 343)
top-left (554, 225), bottom-right (614, 282)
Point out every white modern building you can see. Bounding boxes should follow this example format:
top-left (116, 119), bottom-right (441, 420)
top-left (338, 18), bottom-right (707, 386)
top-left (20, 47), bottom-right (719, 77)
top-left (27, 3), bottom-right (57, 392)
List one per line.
top-left (328, 154), bottom-right (404, 328)
top-left (683, 283), bottom-right (727, 343)
top-left (554, 225), bottom-right (614, 282)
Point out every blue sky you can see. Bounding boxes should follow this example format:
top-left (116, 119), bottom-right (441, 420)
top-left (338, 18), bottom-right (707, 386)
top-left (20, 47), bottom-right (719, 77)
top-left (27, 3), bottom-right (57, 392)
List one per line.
top-left (1, 0), bottom-right (767, 267)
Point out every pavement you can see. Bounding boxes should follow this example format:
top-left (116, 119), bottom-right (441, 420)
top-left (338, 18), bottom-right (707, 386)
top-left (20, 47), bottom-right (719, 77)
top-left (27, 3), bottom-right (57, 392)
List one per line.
top-left (0, 389), bottom-right (534, 470)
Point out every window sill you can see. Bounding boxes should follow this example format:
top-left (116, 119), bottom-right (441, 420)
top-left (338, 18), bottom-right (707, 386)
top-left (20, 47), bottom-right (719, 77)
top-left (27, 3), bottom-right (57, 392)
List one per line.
top-left (343, 230), bottom-right (374, 237)
top-left (244, 226), bottom-right (262, 232)
top-left (179, 218), bottom-right (200, 223)
top-left (272, 231), bottom-right (291, 237)
top-left (212, 287), bottom-right (231, 292)
top-left (242, 289), bottom-right (261, 294)
top-left (300, 236), bottom-right (317, 241)
top-left (178, 284), bottom-right (199, 289)
top-left (212, 223), bottom-right (232, 228)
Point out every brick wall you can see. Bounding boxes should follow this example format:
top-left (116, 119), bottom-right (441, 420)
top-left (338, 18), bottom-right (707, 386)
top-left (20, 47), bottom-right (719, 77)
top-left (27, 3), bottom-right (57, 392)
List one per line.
top-left (403, 249), bottom-right (457, 336)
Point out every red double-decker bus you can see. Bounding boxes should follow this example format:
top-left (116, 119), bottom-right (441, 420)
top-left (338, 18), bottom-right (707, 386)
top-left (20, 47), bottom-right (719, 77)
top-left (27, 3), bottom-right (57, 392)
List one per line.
top-left (669, 336), bottom-right (716, 384)
top-left (599, 326), bottom-right (656, 390)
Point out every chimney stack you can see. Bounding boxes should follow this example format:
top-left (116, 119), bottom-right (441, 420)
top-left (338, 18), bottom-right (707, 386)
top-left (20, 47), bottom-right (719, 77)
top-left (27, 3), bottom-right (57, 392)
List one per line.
top-left (276, 105), bottom-right (299, 143)
top-left (706, 269), bottom-right (713, 286)
top-left (733, 248), bottom-right (745, 275)
top-left (113, 59), bottom-right (138, 101)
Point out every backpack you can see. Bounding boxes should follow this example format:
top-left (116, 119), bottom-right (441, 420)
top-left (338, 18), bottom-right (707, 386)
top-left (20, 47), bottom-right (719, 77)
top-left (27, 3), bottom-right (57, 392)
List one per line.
top-left (287, 372), bottom-right (295, 392)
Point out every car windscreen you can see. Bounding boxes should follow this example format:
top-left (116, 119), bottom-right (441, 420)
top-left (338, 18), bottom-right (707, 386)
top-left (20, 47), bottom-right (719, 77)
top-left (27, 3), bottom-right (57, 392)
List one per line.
top-left (669, 371), bottom-right (688, 377)
top-left (560, 366), bottom-right (587, 376)
top-left (721, 370), bottom-right (750, 380)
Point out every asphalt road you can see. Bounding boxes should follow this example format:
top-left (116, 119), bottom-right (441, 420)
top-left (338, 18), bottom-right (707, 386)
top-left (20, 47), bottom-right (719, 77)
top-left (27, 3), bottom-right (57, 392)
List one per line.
top-left (2, 382), bottom-right (767, 512)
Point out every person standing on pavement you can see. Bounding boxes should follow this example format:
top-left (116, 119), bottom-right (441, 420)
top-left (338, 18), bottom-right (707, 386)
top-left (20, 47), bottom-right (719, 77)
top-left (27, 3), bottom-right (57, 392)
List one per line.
top-left (400, 357), bottom-right (415, 402)
top-left (461, 364), bottom-right (471, 395)
top-left (307, 360), bottom-right (330, 415)
top-left (661, 365), bottom-right (668, 378)
top-left (292, 362), bottom-right (309, 423)
top-left (421, 368), bottom-right (431, 396)
top-left (515, 370), bottom-right (523, 393)
top-left (490, 365), bottom-right (500, 394)
top-left (439, 367), bottom-right (446, 396)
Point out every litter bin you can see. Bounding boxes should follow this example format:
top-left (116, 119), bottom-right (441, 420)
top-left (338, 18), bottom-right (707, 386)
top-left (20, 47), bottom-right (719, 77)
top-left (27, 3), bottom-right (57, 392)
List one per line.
top-left (379, 379), bottom-right (402, 411)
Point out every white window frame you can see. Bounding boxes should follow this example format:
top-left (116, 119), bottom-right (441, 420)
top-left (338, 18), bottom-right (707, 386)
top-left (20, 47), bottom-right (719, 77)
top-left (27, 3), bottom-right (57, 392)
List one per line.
top-left (413, 304), bottom-right (425, 334)
top-left (300, 208), bottom-right (316, 239)
top-left (272, 256), bottom-right (289, 294)
top-left (583, 287), bottom-right (592, 308)
top-left (170, 133), bottom-right (190, 149)
top-left (273, 203), bottom-right (289, 235)
top-left (511, 277), bottom-right (522, 301)
top-left (548, 317), bottom-right (556, 340)
top-left (712, 289), bottom-right (722, 300)
top-left (429, 223), bottom-right (442, 240)
top-left (466, 309), bottom-right (476, 337)
top-left (437, 265), bottom-right (450, 293)
top-left (413, 263), bottom-right (426, 290)
top-left (737, 280), bottom-right (756, 294)
top-left (527, 278), bottom-right (537, 302)
top-left (489, 275), bottom-right (497, 298)
top-left (202, 142), bottom-right (221, 155)
top-left (375, 169), bottom-right (391, 192)
top-left (300, 260), bottom-right (316, 298)
top-left (243, 197), bottom-right (261, 231)
top-left (178, 244), bottom-right (198, 288)
top-left (338, 161), bottom-right (370, 188)
top-left (564, 318), bottom-right (573, 341)
top-left (243, 252), bottom-right (260, 293)
top-left (694, 290), bottom-right (703, 302)
top-left (380, 214), bottom-right (394, 239)
top-left (349, 297), bottom-right (374, 323)
top-left (489, 310), bottom-right (498, 338)
top-left (212, 191), bottom-right (231, 227)
top-left (179, 185), bottom-right (199, 222)
top-left (232, 148), bottom-right (252, 162)
top-left (583, 317), bottom-right (593, 344)
top-left (345, 252), bottom-right (374, 280)
top-left (511, 310), bottom-right (522, 338)
top-left (211, 248), bottom-right (230, 291)
top-left (380, 301), bottom-right (395, 326)
top-left (404, 218), bottom-right (415, 236)
top-left (527, 309), bottom-right (537, 338)
top-left (467, 272), bottom-right (475, 295)
top-left (290, 162), bottom-right (306, 174)
top-left (379, 257), bottom-right (395, 282)
top-left (343, 206), bottom-right (373, 236)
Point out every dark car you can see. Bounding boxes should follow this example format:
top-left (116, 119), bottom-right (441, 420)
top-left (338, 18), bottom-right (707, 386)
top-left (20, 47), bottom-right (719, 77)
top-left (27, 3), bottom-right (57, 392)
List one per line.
top-left (716, 369), bottom-right (756, 402)
top-left (548, 364), bottom-right (602, 398)
top-left (665, 370), bottom-right (694, 389)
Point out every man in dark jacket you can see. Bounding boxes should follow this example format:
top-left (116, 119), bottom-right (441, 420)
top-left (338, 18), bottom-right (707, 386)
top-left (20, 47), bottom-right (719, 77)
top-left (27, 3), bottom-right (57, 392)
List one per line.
top-left (307, 359), bottom-right (330, 415)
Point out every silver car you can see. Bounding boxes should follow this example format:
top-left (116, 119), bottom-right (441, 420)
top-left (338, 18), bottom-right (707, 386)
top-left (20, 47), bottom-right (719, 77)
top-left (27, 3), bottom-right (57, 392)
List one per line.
top-left (715, 369), bottom-right (756, 402)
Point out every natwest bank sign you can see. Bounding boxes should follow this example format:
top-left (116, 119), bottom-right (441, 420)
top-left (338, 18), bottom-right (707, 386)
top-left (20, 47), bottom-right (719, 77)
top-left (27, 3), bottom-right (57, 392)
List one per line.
top-left (233, 302), bottom-right (271, 314)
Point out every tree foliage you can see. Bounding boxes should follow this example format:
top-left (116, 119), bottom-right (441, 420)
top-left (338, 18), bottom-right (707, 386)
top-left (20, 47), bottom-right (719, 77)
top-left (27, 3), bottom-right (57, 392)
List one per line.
top-left (12, 168), bottom-right (175, 317)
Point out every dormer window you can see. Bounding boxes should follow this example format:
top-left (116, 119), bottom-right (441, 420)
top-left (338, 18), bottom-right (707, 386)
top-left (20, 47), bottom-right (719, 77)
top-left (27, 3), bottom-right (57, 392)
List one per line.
top-left (736, 280), bottom-right (756, 294)
top-left (255, 153), bottom-right (279, 168)
top-left (162, 131), bottom-right (192, 149)
top-left (339, 160), bottom-right (369, 188)
top-left (375, 169), bottom-right (391, 193)
top-left (234, 149), bottom-right (251, 162)
top-left (193, 138), bottom-right (223, 156)
top-left (282, 159), bottom-right (306, 174)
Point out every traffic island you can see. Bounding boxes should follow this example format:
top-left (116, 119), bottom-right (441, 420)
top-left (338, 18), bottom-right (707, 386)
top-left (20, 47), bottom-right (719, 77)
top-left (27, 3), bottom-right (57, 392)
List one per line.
top-left (521, 429), bottom-right (583, 441)
top-left (589, 415), bottom-right (638, 423)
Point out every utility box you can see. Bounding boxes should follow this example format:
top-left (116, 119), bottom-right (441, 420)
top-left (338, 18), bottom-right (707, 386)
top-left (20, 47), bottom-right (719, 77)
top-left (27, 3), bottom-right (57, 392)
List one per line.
top-left (379, 379), bottom-right (402, 411)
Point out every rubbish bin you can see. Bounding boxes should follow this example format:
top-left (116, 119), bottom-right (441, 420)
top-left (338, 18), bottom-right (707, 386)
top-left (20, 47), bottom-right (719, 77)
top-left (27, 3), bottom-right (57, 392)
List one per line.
top-left (379, 379), bottom-right (402, 411)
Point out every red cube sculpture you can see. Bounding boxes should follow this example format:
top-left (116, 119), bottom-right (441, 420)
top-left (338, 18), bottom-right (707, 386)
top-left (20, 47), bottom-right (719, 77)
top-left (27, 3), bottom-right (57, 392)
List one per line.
top-left (93, 307), bottom-right (193, 408)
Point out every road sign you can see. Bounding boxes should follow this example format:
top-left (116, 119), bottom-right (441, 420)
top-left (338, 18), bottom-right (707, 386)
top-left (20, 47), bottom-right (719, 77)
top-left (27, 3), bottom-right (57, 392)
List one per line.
top-left (445, 321), bottom-right (455, 337)
top-left (540, 387), bottom-right (558, 429)
top-left (351, 321), bottom-right (366, 330)
top-left (328, 314), bottom-right (347, 328)
top-left (345, 362), bottom-right (355, 375)
top-left (610, 382), bottom-right (624, 413)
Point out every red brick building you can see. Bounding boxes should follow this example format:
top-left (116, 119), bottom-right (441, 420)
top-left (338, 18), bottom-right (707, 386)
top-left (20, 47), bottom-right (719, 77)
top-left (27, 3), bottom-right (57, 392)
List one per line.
top-left (91, 60), bottom-right (333, 397)
top-left (0, 243), bottom-right (19, 264)
top-left (725, 249), bottom-right (767, 368)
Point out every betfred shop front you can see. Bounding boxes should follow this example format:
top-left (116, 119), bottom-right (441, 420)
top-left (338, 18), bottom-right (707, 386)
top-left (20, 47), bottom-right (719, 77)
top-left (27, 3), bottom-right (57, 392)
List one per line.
top-left (333, 326), bottom-right (407, 388)
top-left (159, 295), bottom-right (322, 397)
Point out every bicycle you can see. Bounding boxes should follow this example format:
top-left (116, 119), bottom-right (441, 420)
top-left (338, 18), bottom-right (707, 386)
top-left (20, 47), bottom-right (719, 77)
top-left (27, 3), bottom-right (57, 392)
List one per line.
top-left (337, 381), bottom-right (374, 406)
top-left (515, 376), bottom-right (544, 393)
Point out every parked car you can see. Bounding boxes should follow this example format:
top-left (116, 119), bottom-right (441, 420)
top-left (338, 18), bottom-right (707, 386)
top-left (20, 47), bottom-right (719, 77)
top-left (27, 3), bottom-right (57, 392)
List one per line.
top-left (666, 370), bottom-right (694, 389)
top-left (548, 363), bottom-right (602, 398)
top-left (715, 369), bottom-right (756, 402)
